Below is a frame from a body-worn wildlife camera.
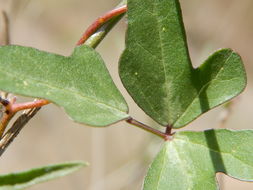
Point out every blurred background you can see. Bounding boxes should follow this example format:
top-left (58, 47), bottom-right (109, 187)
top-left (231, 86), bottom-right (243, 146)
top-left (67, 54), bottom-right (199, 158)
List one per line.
top-left (0, 0), bottom-right (252, 189)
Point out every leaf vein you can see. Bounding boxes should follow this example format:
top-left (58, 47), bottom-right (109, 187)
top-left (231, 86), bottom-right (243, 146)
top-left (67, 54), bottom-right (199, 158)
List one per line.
top-left (0, 70), bottom-right (127, 114)
top-left (173, 52), bottom-right (234, 126)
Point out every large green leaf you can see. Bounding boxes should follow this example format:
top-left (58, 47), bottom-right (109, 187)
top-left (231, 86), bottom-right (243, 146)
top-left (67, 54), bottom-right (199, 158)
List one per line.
top-left (0, 161), bottom-right (87, 190)
top-left (0, 45), bottom-right (129, 126)
top-left (119, 0), bottom-right (246, 128)
top-left (143, 129), bottom-right (253, 190)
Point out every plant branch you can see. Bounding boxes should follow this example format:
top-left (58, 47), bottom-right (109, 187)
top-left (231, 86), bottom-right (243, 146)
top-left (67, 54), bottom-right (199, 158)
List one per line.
top-left (0, 108), bottom-right (41, 157)
top-left (84, 13), bottom-right (125, 48)
top-left (0, 112), bottom-right (15, 138)
top-left (0, 10), bottom-right (10, 100)
top-left (11, 99), bottom-right (50, 112)
top-left (0, 96), bottom-right (16, 138)
top-left (126, 118), bottom-right (173, 141)
top-left (76, 5), bottom-right (127, 46)
top-left (0, 10), bottom-right (10, 45)
top-left (0, 98), bottom-right (49, 137)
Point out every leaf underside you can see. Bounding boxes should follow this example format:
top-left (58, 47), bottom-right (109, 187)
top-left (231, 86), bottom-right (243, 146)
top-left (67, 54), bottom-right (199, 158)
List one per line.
top-left (143, 129), bottom-right (253, 190)
top-left (0, 45), bottom-right (129, 126)
top-left (119, 0), bottom-right (246, 128)
top-left (0, 161), bottom-right (87, 190)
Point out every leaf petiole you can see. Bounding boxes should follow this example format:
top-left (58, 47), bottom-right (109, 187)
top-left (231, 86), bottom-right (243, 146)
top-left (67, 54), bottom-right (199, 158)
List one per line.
top-left (126, 118), bottom-right (173, 141)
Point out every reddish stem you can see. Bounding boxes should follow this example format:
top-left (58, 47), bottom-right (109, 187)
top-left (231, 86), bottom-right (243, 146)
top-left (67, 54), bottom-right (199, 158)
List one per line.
top-left (76, 5), bottom-right (127, 46)
top-left (0, 99), bottom-right (50, 137)
top-left (0, 113), bottom-right (14, 138)
top-left (11, 99), bottom-right (50, 113)
top-left (0, 98), bottom-right (15, 137)
top-left (165, 125), bottom-right (172, 135)
top-left (126, 118), bottom-right (173, 141)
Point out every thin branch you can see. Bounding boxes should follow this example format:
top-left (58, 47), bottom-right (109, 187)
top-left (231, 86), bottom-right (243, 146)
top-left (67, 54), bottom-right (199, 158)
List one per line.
top-left (0, 10), bottom-right (10, 45)
top-left (0, 10), bottom-right (10, 100)
top-left (126, 118), bottom-right (173, 141)
top-left (84, 13), bottom-right (125, 48)
top-left (11, 99), bottom-right (50, 112)
top-left (0, 108), bottom-right (41, 157)
top-left (76, 5), bottom-right (127, 46)
top-left (0, 98), bottom-right (49, 137)
top-left (0, 112), bottom-right (14, 138)
top-left (0, 97), bottom-right (16, 138)
top-left (0, 10), bottom-right (11, 137)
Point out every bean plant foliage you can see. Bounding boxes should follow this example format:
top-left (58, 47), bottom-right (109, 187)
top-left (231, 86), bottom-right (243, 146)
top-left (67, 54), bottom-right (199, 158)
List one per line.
top-left (119, 0), bottom-right (246, 128)
top-left (0, 0), bottom-right (251, 189)
top-left (0, 162), bottom-right (87, 190)
top-left (0, 45), bottom-right (129, 126)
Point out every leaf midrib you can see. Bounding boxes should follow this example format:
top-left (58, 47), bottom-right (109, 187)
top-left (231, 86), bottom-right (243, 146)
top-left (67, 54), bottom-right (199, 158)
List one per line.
top-left (0, 69), bottom-right (127, 114)
top-left (176, 135), bottom-right (253, 171)
top-left (154, 144), bottom-right (168, 190)
top-left (154, 1), bottom-right (170, 120)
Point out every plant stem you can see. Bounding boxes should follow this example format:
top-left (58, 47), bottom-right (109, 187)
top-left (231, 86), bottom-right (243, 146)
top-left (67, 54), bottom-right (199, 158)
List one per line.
top-left (126, 118), bottom-right (173, 141)
top-left (84, 14), bottom-right (125, 48)
top-left (0, 98), bottom-right (49, 137)
top-left (0, 112), bottom-right (14, 138)
top-left (0, 10), bottom-right (10, 46)
top-left (0, 10), bottom-right (11, 138)
top-left (0, 108), bottom-right (41, 156)
top-left (165, 125), bottom-right (172, 135)
top-left (0, 97), bottom-right (15, 137)
top-left (76, 5), bottom-right (127, 46)
top-left (11, 99), bottom-right (50, 112)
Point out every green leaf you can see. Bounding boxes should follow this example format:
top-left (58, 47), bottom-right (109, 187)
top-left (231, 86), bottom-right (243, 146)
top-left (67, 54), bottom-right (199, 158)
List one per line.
top-left (119, 0), bottom-right (246, 128)
top-left (143, 129), bottom-right (253, 190)
top-left (0, 161), bottom-right (87, 190)
top-left (0, 45), bottom-right (129, 126)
